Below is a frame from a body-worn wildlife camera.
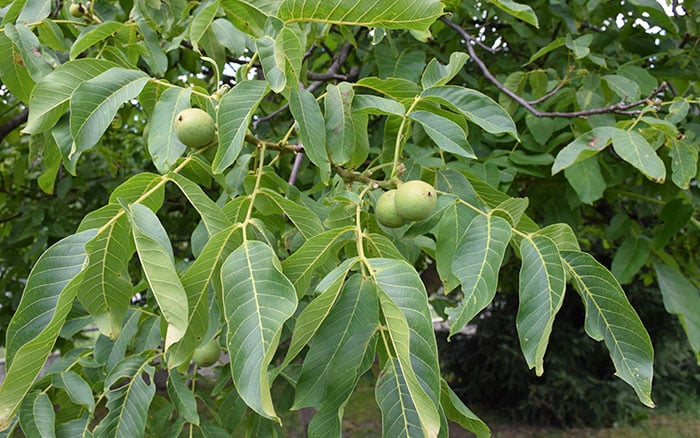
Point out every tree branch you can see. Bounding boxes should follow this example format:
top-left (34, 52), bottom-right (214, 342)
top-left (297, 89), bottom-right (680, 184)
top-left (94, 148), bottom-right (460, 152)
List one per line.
top-left (441, 17), bottom-right (667, 118)
top-left (0, 108), bottom-right (28, 144)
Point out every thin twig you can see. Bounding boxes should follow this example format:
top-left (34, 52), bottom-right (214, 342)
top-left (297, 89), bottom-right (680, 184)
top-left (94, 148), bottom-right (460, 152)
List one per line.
top-left (288, 150), bottom-right (304, 185)
top-left (0, 108), bottom-right (28, 144)
top-left (441, 17), bottom-right (667, 118)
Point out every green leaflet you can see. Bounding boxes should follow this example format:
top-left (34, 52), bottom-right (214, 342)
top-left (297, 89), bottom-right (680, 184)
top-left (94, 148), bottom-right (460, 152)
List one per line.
top-left (221, 240), bottom-right (297, 421)
top-left (0, 229), bottom-right (96, 430)
top-left (516, 235), bottom-right (566, 376)
top-left (278, 0), bottom-right (443, 32)
top-left (447, 214), bottom-right (512, 336)
top-left (147, 87), bottom-right (192, 173)
top-left (562, 250), bottom-right (655, 407)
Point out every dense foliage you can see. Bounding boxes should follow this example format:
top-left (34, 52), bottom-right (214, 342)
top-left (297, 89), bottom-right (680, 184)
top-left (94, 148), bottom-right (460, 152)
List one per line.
top-left (0, 0), bottom-right (698, 436)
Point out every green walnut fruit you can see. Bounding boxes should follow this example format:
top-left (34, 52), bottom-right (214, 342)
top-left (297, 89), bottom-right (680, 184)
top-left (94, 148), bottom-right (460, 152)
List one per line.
top-left (394, 180), bottom-right (437, 221)
top-left (174, 108), bottom-right (216, 148)
top-left (375, 189), bottom-right (406, 228)
top-left (192, 339), bottom-right (220, 367)
top-left (69, 3), bottom-right (85, 17)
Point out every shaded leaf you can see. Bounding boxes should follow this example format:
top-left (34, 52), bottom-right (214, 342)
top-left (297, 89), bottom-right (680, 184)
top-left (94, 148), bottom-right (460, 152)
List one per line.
top-left (147, 87), bottom-right (192, 173)
top-left (167, 372), bottom-right (199, 425)
top-left (440, 379), bottom-right (490, 438)
top-left (51, 371), bottom-right (96, 412)
top-left (670, 140), bottom-right (698, 190)
top-left (289, 86), bottom-right (330, 182)
top-left (19, 391), bottom-right (55, 438)
top-left (564, 158), bottom-right (606, 204)
top-left (611, 236), bottom-right (649, 284)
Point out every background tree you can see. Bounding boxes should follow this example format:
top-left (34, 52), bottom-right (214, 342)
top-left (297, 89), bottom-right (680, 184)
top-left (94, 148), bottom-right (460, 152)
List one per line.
top-left (0, 0), bottom-right (698, 436)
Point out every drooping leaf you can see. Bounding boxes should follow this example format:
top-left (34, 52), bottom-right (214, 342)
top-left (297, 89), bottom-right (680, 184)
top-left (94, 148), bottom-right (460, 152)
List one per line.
top-left (279, 257), bottom-right (358, 370)
top-left (421, 85), bottom-right (519, 139)
top-left (0, 230), bottom-right (95, 430)
top-left (289, 86), bottom-right (330, 182)
top-left (324, 82), bottom-right (355, 165)
top-left (168, 225), bottom-right (243, 368)
top-left (440, 379), bottom-right (490, 438)
top-left (370, 257), bottom-right (441, 437)
top-left (256, 36), bottom-right (286, 93)
top-left (189, 0), bottom-right (220, 50)
top-left (611, 128), bottom-right (665, 183)
top-left (517, 235), bottom-right (566, 376)
top-left (564, 158), bottom-right (606, 204)
top-left (669, 140), bottom-right (698, 190)
top-left (77, 214), bottom-right (134, 339)
top-left (147, 87), bottom-right (192, 173)
top-left (435, 202), bottom-right (479, 293)
top-left (652, 260), bottom-right (700, 357)
top-left (0, 32), bottom-right (37, 103)
top-left (214, 80), bottom-right (269, 174)
top-left (562, 251), bottom-right (655, 407)
top-left (167, 172), bottom-right (231, 236)
top-left (375, 358), bottom-right (425, 437)
top-left (220, 241), bottom-right (297, 421)
top-left (127, 203), bottom-right (188, 349)
top-left (611, 235), bottom-right (650, 284)
top-left (70, 67), bottom-right (149, 156)
top-left (278, 0), bottom-right (443, 33)
top-left (51, 371), bottom-right (95, 412)
top-left (92, 355), bottom-right (156, 438)
top-left (294, 275), bottom-right (378, 408)
top-left (447, 214), bottom-right (512, 336)
top-left (167, 372), bottom-right (200, 425)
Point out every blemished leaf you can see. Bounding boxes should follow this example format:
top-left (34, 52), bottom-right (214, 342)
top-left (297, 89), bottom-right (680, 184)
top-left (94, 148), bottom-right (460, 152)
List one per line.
top-left (652, 260), bottom-right (700, 356)
top-left (440, 379), bottom-right (490, 438)
top-left (92, 355), bottom-right (156, 438)
top-left (489, 0), bottom-right (539, 28)
top-left (51, 371), bottom-right (95, 412)
top-left (289, 86), bottom-right (330, 182)
top-left (167, 172), bottom-right (231, 236)
top-left (611, 235), bottom-right (650, 284)
top-left (127, 203), bottom-right (188, 349)
top-left (0, 32), bottom-right (36, 104)
top-left (421, 85), bottom-right (519, 139)
top-left (551, 127), bottom-right (616, 174)
top-left (19, 391), bottom-right (55, 438)
top-left (189, 0), bottom-right (220, 50)
top-left (517, 236), bottom-right (566, 376)
top-left (447, 214), bottom-right (512, 336)
top-left (78, 214), bottom-right (134, 339)
top-left (70, 67), bottom-right (150, 156)
top-left (281, 227), bottom-right (355, 295)
top-left (167, 372), bottom-right (200, 425)
top-left (670, 140), bottom-right (698, 189)
top-left (24, 59), bottom-right (116, 134)
top-left (370, 257), bottom-right (441, 436)
top-left (214, 80), bottom-right (269, 174)
top-left (0, 230), bottom-right (95, 430)
top-left (375, 358), bottom-right (425, 437)
top-left (277, 0), bottom-right (443, 32)
top-left (421, 52), bottom-right (469, 89)
top-left (280, 257), bottom-right (358, 370)
top-left (562, 251), bottom-right (655, 408)
top-left (409, 110), bottom-right (475, 158)
top-left (70, 21), bottom-right (125, 59)
top-left (148, 87), bottom-right (192, 173)
top-left (221, 241), bottom-right (297, 421)
top-left (611, 128), bottom-right (666, 182)
top-left (294, 275), bottom-right (379, 408)
top-left (168, 225), bottom-right (243, 368)
top-left (5, 23), bottom-right (52, 82)
top-left (564, 158), bottom-right (606, 204)
top-left (325, 82), bottom-right (355, 165)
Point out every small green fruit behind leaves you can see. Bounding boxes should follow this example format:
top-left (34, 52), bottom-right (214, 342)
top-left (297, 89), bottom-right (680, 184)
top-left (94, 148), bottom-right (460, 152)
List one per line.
top-left (174, 108), bottom-right (217, 148)
top-left (395, 180), bottom-right (437, 221)
top-left (69, 3), bottom-right (86, 17)
top-left (192, 338), bottom-right (220, 367)
top-left (376, 189), bottom-right (406, 228)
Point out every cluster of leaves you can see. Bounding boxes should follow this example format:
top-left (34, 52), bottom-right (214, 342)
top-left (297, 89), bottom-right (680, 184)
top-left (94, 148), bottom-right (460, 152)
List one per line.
top-left (0, 0), bottom-right (697, 436)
